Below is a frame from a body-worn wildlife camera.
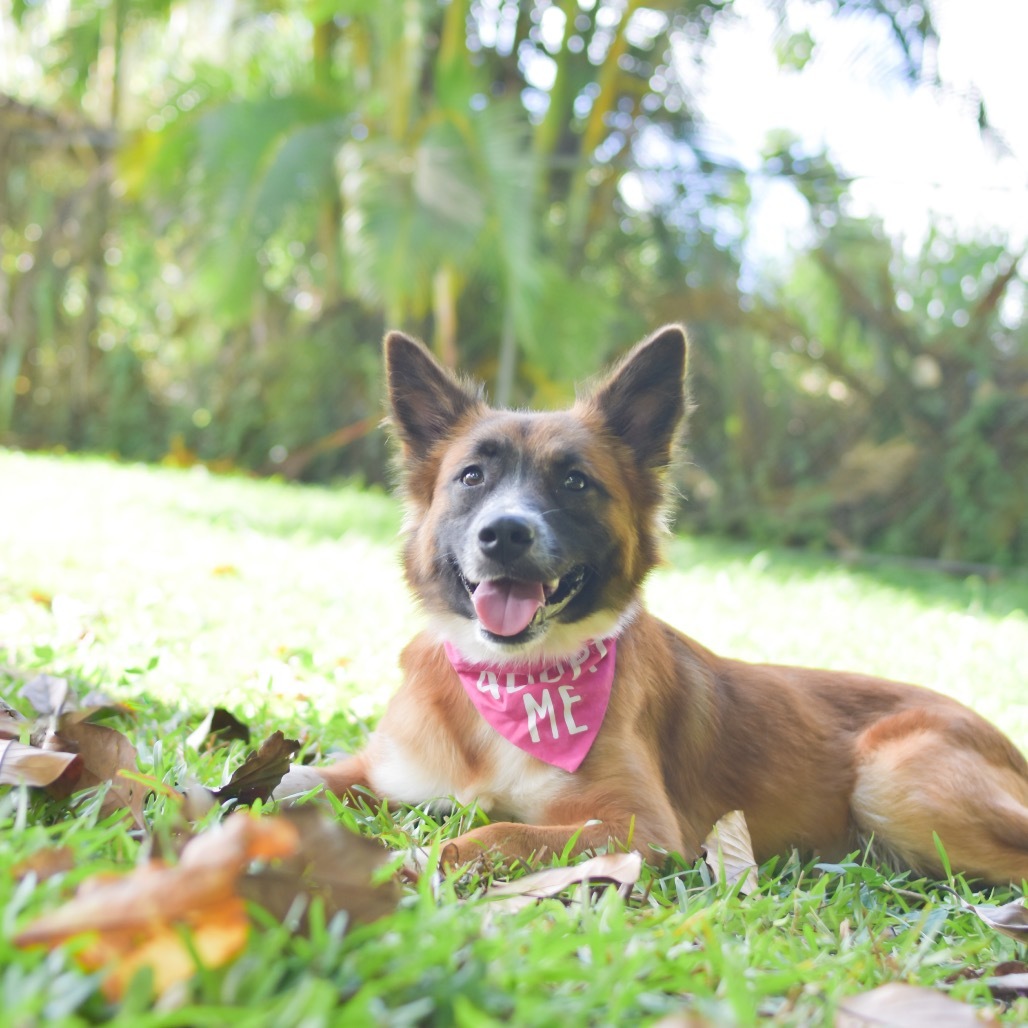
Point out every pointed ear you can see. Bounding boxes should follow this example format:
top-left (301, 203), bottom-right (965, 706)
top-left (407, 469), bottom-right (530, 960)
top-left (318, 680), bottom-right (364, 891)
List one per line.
top-left (384, 331), bottom-right (483, 458)
top-left (592, 325), bottom-right (688, 468)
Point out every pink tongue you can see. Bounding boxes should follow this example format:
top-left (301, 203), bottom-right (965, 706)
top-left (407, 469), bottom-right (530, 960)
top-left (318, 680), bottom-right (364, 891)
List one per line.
top-left (473, 580), bottom-right (546, 637)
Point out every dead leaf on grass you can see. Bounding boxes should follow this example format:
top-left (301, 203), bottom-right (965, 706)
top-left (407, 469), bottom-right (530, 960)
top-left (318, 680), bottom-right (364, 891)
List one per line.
top-left (210, 731), bottom-right (300, 806)
top-left (985, 971), bottom-right (1028, 1001)
top-left (945, 889), bottom-right (1028, 943)
top-left (44, 719), bottom-right (146, 824)
top-left (702, 810), bottom-right (759, 895)
top-left (15, 810), bottom-right (397, 999)
top-left (21, 676), bottom-right (128, 722)
top-left (0, 738), bottom-right (80, 787)
top-left (12, 846), bottom-right (77, 882)
top-left (14, 813), bottom-right (299, 998)
top-left (835, 983), bottom-right (984, 1027)
top-left (0, 698), bottom-right (28, 739)
top-left (651, 1015), bottom-right (716, 1028)
top-left (21, 674), bottom-right (73, 717)
top-left (186, 707), bottom-right (251, 751)
top-left (0, 682), bottom-right (145, 822)
top-left (482, 851), bottom-right (643, 912)
top-left (238, 806), bottom-right (400, 927)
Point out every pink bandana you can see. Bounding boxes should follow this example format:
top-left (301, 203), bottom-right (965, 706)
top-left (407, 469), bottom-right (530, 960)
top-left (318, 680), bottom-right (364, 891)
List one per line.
top-left (443, 639), bottom-right (617, 772)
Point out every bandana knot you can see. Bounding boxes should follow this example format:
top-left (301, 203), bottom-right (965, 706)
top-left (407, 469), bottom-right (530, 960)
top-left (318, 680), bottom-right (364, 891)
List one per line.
top-left (443, 638), bottom-right (617, 772)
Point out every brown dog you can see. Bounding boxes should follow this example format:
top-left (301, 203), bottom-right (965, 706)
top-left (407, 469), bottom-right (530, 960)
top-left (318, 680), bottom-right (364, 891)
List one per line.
top-left (308, 326), bottom-right (1028, 884)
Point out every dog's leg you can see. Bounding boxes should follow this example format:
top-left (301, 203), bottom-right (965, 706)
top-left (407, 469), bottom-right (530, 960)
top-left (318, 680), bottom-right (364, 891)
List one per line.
top-left (315, 753), bottom-right (377, 803)
top-left (273, 753), bottom-right (378, 806)
top-left (852, 709), bottom-right (1028, 884)
top-left (443, 791), bottom-right (690, 867)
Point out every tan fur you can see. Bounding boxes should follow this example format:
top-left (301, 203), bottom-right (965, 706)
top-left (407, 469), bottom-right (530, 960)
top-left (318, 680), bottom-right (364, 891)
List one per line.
top-left (314, 328), bottom-right (1028, 885)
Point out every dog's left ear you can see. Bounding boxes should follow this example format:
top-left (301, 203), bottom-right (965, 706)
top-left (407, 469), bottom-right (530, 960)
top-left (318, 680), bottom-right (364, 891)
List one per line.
top-left (593, 324), bottom-right (688, 468)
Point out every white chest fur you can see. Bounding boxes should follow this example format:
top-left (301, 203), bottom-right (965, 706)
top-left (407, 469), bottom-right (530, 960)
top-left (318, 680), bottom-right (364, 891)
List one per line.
top-left (367, 718), bottom-right (570, 823)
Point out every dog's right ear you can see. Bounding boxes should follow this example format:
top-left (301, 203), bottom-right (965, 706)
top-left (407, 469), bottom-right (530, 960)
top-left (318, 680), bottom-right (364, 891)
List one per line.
top-left (384, 332), bottom-right (483, 459)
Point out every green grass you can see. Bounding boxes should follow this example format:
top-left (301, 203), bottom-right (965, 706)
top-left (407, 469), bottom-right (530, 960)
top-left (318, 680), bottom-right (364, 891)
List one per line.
top-left (2, 449), bottom-right (1027, 1025)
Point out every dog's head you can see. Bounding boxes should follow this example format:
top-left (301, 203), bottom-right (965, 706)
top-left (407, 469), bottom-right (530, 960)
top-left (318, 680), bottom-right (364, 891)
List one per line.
top-left (385, 326), bottom-right (688, 663)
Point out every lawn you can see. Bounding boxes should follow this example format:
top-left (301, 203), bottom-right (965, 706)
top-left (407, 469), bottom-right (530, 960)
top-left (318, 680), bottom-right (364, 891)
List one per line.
top-left (2, 449), bottom-right (1027, 1025)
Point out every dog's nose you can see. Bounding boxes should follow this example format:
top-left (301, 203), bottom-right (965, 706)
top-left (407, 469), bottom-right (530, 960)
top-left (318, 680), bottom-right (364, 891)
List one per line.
top-left (478, 515), bottom-right (535, 563)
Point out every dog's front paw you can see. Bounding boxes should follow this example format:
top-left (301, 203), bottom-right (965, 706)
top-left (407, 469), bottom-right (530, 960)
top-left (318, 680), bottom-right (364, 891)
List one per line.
top-left (272, 764), bottom-right (328, 803)
top-left (440, 829), bottom-right (514, 870)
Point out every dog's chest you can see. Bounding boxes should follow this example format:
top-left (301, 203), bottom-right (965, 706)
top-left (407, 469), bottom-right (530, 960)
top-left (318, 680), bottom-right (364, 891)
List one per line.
top-left (369, 717), bottom-right (570, 822)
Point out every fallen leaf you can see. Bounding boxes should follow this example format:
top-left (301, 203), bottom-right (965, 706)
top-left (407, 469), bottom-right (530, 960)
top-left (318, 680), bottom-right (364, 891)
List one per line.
top-left (995, 960), bottom-right (1028, 975)
top-left (969, 898), bottom-right (1028, 942)
top-left (15, 810), bottom-right (396, 1000)
top-left (0, 698), bottom-right (27, 739)
top-left (0, 739), bottom-right (80, 787)
top-left (702, 810), bottom-right (759, 895)
top-left (22, 678), bottom-right (128, 724)
top-left (238, 807), bottom-right (400, 927)
top-left (79, 689), bottom-right (125, 712)
top-left (21, 675), bottom-right (73, 717)
top-left (945, 889), bottom-right (1028, 943)
top-left (985, 972), bottom-right (1028, 1001)
top-left (211, 731), bottom-right (300, 805)
top-left (13, 846), bottom-right (77, 882)
top-left (835, 983), bottom-right (984, 1027)
top-left (79, 899), bottom-right (250, 1001)
top-left (186, 707), bottom-right (251, 751)
top-left (44, 719), bottom-right (146, 824)
top-left (482, 851), bottom-right (643, 912)
top-left (13, 814), bottom-right (297, 943)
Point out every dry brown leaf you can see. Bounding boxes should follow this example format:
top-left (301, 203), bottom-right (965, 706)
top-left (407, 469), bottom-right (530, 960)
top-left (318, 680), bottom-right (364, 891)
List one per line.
top-left (238, 807), bottom-right (400, 927)
top-left (985, 972), bottom-right (1028, 1001)
top-left (702, 810), bottom-right (759, 895)
top-left (835, 983), bottom-right (985, 1027)
top-left (956, 894), bottom-right (1028, 943)
top-left (0, 738), bottom-right (80, 787)
top-left (22, 677), bottom-right (128, 724)
top-left (211, 731), bottom-right (300, 806)
top-left (651, 1015), bottom-right (716, 1028)
top-left (14, 815), bottom-right (299, 947)
top-left (0, 698), bottom-right (27, 739)
top-left (14, 810), bottom-right (397, 1000)
top-left (482, 851), bottom-right (643, 912)
top-left (44, 719), bottom-right (146, 824)
top-left (14, 813), bottom-right (299, 999)
top-left (80, 899), bottom-right (250, 1001)
top-left (21, 675), bottom-right (73, 717)
top-left (186, 708), bottom-right (251, 751)
top-left (13, 846), bottom-right (77, 882)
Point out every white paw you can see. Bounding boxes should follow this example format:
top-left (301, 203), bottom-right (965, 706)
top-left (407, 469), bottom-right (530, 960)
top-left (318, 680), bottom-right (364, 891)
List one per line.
top-left (272, 764), bottom-right (328, 802)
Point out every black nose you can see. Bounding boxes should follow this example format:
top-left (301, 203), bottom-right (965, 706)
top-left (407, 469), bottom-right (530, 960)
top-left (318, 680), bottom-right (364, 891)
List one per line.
top-left (478, 515), bottom-right (535, 563)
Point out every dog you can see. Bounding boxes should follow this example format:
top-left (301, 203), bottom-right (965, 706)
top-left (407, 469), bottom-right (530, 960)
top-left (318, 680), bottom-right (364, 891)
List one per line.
top-left (303, 325), bottom-right (1028, 884)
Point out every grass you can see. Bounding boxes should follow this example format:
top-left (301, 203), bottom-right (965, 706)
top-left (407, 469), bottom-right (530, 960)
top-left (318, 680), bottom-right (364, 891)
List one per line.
top-left (1, 449), bottom-right (1027, 1025)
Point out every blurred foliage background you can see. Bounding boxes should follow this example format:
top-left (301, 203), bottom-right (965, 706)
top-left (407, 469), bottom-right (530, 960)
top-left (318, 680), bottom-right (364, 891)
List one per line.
top-left (0, 0), bottom-right (1025, 565)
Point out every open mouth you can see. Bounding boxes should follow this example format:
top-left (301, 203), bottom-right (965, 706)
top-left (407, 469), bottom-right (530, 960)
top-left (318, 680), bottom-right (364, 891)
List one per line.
top-left (456, 565), bottom-right (588, 641)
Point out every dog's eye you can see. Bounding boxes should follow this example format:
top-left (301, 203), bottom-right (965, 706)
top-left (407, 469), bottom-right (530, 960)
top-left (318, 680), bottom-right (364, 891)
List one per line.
top-left (563, 470), bottom-right (588, 492)
top-left (461, 466), bottom-right (484, 487)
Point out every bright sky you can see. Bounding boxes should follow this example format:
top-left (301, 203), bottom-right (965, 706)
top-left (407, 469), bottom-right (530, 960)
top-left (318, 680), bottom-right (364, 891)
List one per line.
top-left (691, 0), bottom-right (1028, 263)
